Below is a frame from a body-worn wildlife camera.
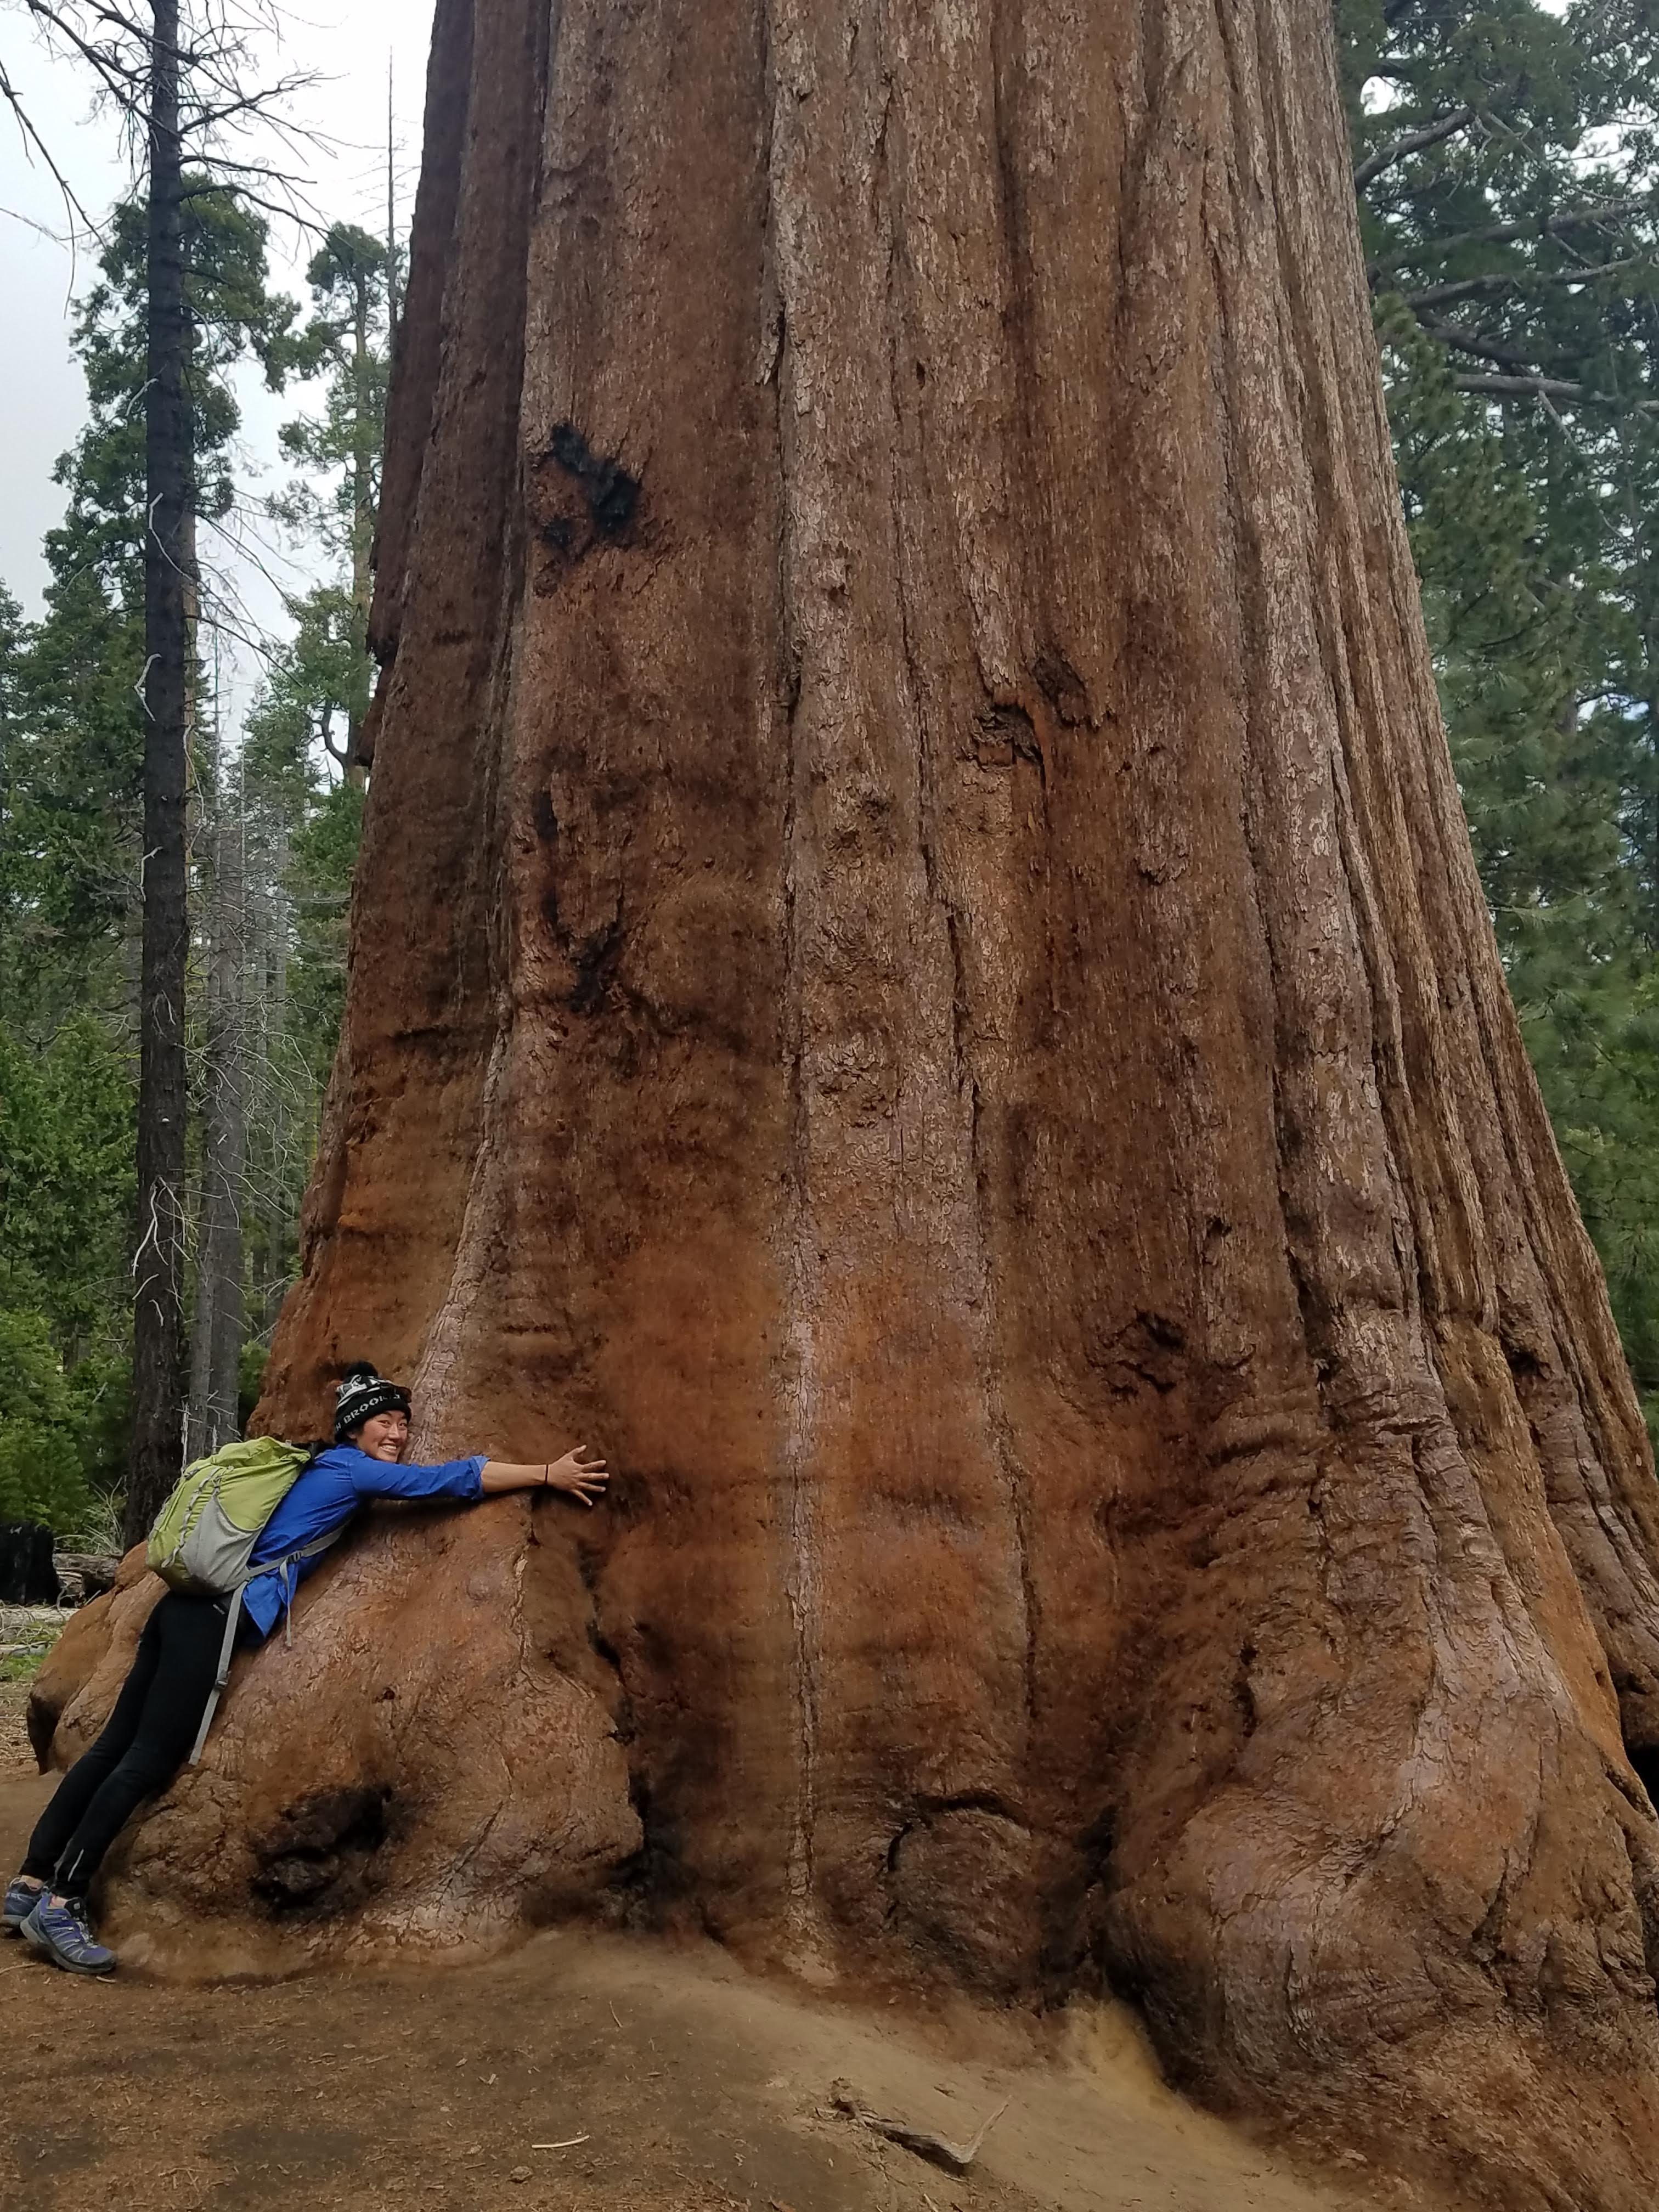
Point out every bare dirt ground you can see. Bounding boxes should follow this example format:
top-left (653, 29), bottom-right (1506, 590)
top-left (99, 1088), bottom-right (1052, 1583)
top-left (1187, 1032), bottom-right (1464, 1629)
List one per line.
top-left (0, 1683), bottom-right (1408, 2212)
top-left (0, 1678), bottom-right (33, 1773)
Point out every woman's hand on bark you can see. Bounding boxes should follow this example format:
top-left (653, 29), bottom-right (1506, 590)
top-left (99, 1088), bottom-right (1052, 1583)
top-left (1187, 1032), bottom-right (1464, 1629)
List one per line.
top-left (545, 1447), bottom-right (608, 1506)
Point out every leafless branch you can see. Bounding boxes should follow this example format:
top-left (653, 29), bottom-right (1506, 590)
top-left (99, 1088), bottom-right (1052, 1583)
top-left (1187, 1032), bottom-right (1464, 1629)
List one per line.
top-left (1355, 104), bottom-right (1477, 189)
top-left (1371, 194), bottom-right (1659, 278)
top-left (1453, 371), bottom-right (1659, 414)
top-left (184, 71), bottom-right (319, 134)
top-left (1418, 313), bottom-right (1557, 375)
top-left (14, 1), bottom-right (326, 197)
top-left (19, 0), bottom-right (148, 101)
top-left (0, 50), bottom-right (103, 235)
top-left (1400, 257), bottom-right (1653, 309)
top-left (0, 198), bottom-right (68, 236)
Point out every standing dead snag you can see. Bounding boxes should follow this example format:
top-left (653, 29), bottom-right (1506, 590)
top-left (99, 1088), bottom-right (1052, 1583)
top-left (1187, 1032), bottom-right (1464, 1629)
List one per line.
top-left (131, 0), bottom-right (193, 1548)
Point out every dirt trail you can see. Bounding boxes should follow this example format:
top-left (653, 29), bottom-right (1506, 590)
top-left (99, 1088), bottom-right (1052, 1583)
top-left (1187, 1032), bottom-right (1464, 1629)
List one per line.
top-left (0, 1695), bottom-right (1409, 2212)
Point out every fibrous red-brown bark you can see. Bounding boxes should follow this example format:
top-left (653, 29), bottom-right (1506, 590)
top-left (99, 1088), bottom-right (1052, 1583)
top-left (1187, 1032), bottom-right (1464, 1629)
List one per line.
top-left (45, 0), bottom-right (1659, 2198)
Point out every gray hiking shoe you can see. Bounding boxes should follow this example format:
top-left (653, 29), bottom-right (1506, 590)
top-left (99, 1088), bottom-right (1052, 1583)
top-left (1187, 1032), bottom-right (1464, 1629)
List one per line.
top-left (21, 1895), bottom-right (116, 1977)
top-left (3, 1875), bottom-right (44, 1933)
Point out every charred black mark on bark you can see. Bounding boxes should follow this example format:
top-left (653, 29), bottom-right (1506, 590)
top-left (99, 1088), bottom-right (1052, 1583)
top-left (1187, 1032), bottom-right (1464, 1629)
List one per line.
top-left (1092, 1310), bottom-right (1188, 1398)
top-left (1040, 1804), bottom-right (1120, 1994)
top-left (538, 873), bottom-right (626, 1013)
top-left (546, 422), bottom-right (640, 536)
top-left (253, 1786), bottom-right (393, 1916)
top-left (1078, 1804), bottom-right (1117, 1887)
top-left (972, 702), bottom-right (1045, 774)
top-left (569, 917), bottom-right (624, 1016)
top-left (610, 1773), bottom-right (693, 1912)
top-left (1234, 1640), bottom-right (1259, 1736)
top-left (527, 425), bottom-right (642, 592)
top-left (531, 788), bottom-right (559, 843)
top-left (1500, 1332), bottom-right (1547, 1383)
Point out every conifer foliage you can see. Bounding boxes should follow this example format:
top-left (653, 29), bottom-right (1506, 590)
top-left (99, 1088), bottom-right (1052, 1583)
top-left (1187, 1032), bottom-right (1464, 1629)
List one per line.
top-left (0, 19), bottom-right (390, 1532)
top-left (1340, 0), bottom-right (1659, 1433)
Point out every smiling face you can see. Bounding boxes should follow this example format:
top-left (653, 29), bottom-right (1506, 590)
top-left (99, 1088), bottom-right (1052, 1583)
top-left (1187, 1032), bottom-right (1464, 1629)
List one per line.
top-left (352, 1409), bottom-right (409, 1463)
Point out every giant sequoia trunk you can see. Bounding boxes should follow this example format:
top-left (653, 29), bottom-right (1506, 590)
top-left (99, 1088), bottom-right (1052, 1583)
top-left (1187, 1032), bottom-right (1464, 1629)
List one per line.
top-left (44, 0), bottom-right (1659, 2199)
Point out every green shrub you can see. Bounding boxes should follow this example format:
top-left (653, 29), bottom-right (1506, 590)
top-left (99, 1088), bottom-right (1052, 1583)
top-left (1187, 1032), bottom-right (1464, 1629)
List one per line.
top-left (0, 1307), bottom-right (91, 1531)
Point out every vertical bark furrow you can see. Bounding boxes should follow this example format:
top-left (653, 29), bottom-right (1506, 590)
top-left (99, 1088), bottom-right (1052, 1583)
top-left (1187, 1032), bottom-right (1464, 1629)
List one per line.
top-left (884, 7), bottom-right (1043, 1756)
top-left (776, 160), bottom-right (826, 1931)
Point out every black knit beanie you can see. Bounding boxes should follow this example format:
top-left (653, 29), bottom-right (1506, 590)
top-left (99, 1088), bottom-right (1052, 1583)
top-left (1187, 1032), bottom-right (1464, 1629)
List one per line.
top-left (334, 1361), bottom-right (412, 1442)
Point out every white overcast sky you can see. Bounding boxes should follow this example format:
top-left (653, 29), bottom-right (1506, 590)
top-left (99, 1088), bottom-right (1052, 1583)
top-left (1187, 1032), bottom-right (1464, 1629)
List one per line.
top-left (0, 1), bottom-right (437, 715)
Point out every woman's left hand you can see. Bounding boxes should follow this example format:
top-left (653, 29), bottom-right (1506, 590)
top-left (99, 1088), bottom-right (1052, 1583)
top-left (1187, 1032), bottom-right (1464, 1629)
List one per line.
top-left (544, 1447), bottom-right (609, 1506)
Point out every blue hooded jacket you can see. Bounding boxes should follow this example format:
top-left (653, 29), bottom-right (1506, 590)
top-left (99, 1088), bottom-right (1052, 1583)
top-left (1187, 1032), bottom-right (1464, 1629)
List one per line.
top-left (241, 1443), bottom-right (486, 1639)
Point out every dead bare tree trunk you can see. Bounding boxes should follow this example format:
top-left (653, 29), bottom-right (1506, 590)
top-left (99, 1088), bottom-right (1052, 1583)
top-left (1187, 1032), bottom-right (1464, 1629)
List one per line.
top-left (42, 0), bottom-right (1659, 2197)
top-left (249, 803), bottom-right (295, 1334)
top-left (187, 777), bottom-right (245, 1459)
top-left (127, 0), bottom-right (190, 1542)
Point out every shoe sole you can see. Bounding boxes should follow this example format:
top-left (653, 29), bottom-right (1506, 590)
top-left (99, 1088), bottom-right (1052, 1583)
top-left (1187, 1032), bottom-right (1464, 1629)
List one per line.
top-left (20, 1914), bottom-right (116, 1977)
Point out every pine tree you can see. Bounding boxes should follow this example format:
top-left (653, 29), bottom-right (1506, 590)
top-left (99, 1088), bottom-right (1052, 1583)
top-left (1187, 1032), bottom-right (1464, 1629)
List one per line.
top-left (7, 1), bottom-right (313, 1539)
top-left (273, 225), bottom-right (395, 780)
top-left (223, 222), bottom-right (397, 1347)
top-left (233, 629), bottom-right (366, 1347)
top-left (1338, 0), bottom-right (1659, 1430)
top-left (1, 558), bottom-right (136, 1516)
top-left (0, 178), bottom-right (297, 1526)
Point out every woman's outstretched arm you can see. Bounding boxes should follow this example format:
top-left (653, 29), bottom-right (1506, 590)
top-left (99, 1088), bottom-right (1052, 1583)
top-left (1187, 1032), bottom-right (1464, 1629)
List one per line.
top-left (480, 1447), bottom-right (608, 1506)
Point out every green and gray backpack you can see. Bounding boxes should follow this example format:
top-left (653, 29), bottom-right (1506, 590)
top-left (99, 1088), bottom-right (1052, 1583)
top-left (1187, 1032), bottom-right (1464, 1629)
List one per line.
top-left (146, 1436), bottom-right (338, 1763)
top-left (146, 1436), bottom-right (314, 1595)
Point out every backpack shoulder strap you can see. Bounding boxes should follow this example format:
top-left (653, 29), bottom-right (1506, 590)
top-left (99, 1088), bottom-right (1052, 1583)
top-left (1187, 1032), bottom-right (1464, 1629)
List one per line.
top-left (189, 1590), bottom-right (246, 1766)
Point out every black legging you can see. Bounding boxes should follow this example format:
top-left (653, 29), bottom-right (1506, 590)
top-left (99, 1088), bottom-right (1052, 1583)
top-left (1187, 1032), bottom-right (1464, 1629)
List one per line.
top-left (24, 1590), bottom-right (252, 1900)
